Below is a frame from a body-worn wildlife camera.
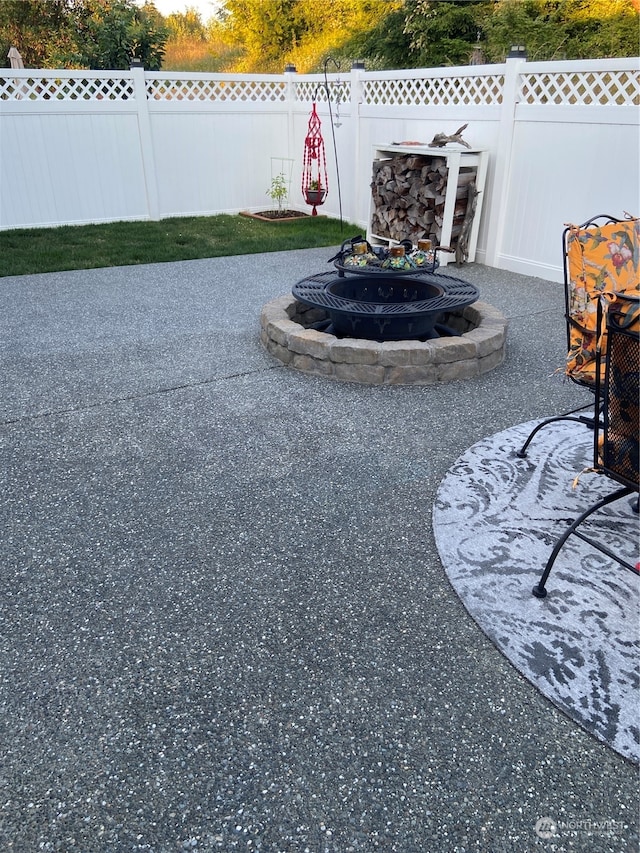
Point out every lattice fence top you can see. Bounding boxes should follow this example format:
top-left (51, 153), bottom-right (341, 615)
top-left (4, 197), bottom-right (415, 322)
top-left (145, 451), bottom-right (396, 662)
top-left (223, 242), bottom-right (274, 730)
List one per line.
top-left (2, 65), bottom-right (637, 107)
top-left (362, 75), bottom-right (504, 107)
top-left (145, 77), bottom-right (286, 102)
top-left (295, 79), bottom-right (351, 104)
top-left (0, 75), bottom-right (134, 100)
top-left (518, 69), bottom-right (640, 106)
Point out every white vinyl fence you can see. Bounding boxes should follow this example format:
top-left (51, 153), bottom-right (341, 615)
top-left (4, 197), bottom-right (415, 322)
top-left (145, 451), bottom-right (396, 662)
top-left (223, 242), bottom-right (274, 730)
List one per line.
top-left (1, 57), bottom-right (638, 281)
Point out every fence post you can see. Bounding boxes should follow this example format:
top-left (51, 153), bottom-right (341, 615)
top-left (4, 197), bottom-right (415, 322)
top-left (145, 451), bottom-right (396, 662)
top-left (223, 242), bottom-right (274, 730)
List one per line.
top-left (130, 63), bottom-right (160, 221)
top-left (350, 62), bottom-right (365, 228)
top-left (284, 65), bottom-right (298, 199)
top-left (484, 56), bottom-right (524, 268)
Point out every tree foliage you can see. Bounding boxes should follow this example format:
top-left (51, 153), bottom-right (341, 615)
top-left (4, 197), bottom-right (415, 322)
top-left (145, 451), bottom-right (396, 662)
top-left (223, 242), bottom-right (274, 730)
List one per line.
top-left (211, 0), bottom-right (638, 72)
top-left (165, 7), bottom-right (207, 42)
top-left (0, 0), bottom-right (78, 67)
top-left (212, 0), bottom-right (404, 72)
top-left (1, 0), bottom-right (637, 72)
top-left (216, 0), bottom-right (302, 71)
top-left (324, 4), bottom-right (412, 71)
top-left (78, 0), bottom-right (169, 69)
top-left (481, 0), bottom-right (640, 62)
top-left (403, 1), bottom-right (487, 68)
top-left (0, 0), bottom-right (168, 70)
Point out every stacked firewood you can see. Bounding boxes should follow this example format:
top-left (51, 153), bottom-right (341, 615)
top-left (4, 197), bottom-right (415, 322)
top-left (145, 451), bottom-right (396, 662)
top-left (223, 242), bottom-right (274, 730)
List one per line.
top-left (370, 154), bottom-right (477, 251)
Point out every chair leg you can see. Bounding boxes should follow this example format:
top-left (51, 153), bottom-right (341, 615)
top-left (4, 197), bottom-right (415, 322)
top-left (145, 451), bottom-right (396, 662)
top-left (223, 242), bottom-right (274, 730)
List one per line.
top-left (516, 407), bottom-right (596, 459)
top-left (532, 486), bottom-right (635, 598)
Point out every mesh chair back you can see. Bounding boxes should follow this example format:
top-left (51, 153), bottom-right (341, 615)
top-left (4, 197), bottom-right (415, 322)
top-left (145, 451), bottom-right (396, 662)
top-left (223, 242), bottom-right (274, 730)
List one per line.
top-left (595, 293), bottom-right (639, 490)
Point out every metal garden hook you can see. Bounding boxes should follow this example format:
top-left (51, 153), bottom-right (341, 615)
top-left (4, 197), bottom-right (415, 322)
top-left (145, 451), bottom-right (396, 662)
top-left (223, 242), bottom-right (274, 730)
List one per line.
top-left (322, 56), bottom-right (343, 229)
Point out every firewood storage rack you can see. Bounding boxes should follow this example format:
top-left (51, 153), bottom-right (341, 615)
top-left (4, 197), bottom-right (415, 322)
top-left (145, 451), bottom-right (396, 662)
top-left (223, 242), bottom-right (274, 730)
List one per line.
top-left (367, 144), bottom-right (489, 267)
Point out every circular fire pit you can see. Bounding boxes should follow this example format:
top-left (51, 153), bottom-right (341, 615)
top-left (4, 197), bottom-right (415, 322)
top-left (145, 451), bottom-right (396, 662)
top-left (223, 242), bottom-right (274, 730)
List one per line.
top-left (261, 275), bottom-right (508, 386)
top-left (293, 271), bottom-right (479, 342)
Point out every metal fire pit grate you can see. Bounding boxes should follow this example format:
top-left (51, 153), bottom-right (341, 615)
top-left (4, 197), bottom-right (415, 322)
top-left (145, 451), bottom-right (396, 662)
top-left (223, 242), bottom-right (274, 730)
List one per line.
top-left (292, 271), bottom-right (479, 341)
top-left (293, 271), bottom-right (478, 315)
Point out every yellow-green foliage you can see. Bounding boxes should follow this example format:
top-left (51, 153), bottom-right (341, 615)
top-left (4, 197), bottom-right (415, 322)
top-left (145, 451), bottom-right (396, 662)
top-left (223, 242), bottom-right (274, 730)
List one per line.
top-left (159, 0), bottom-right (639, 72)
top-left (161, 7), bottom-right (235, 72)
top-left (213, 0), bottom-right (403, 73)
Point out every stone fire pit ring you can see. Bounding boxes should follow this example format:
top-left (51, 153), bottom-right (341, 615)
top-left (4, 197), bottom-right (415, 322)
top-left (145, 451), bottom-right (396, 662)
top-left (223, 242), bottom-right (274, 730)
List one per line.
top-left (260, 292), bottom-right (508, 385)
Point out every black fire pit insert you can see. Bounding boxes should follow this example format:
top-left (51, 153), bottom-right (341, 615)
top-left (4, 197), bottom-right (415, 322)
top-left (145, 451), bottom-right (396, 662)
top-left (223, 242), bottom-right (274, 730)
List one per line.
top-left (292, 271), bottom-right (479, 341)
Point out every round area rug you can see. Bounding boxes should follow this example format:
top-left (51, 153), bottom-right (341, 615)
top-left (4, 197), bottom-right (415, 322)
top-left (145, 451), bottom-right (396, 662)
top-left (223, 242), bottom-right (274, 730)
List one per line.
top-left (433, 419), bottom-right (639, 763)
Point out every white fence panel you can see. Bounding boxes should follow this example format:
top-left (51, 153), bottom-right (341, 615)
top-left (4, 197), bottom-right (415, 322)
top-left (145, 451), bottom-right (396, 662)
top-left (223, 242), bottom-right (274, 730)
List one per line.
top-left (0, 70), bottom-right (151, 228)
top-left (487, 58), bottom-right (640, 279)
top-left (149, 110), bottom-right (291, 217)
top-left (0, 110), bottom-right (149, 228)
top-left (144, 71), bottom-right (293, 217)
top-left (497, 107), bottom-right (639, 279)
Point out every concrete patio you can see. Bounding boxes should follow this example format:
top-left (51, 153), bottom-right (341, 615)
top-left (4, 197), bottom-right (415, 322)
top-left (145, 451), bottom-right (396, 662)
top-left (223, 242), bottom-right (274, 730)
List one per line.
top-left (1, 247), bottom-right (638, 852)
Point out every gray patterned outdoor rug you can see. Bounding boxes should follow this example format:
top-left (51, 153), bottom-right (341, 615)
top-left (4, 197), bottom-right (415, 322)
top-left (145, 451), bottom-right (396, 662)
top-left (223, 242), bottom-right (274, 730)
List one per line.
top-left (433, 419), bottom-right (639, 764)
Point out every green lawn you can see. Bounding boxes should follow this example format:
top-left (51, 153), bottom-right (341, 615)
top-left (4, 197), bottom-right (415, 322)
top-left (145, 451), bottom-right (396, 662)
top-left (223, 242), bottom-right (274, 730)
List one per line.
top-left (0, 214), bottom-right (361, 277)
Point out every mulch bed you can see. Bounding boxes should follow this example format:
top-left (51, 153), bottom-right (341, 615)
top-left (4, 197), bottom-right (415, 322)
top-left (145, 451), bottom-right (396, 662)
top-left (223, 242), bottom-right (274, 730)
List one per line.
top-left (240, 210), bottom-right (311, 222)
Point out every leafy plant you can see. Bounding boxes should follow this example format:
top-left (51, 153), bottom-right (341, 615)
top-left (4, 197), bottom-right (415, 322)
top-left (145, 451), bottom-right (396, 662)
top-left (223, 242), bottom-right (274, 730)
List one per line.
top-left (266, 172), bottom-right (289, 212)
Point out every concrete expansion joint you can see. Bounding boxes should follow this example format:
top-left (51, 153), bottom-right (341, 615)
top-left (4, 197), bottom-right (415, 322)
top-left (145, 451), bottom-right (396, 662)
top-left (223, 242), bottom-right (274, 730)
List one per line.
top-left (2, 367), bottom-right (278, 426)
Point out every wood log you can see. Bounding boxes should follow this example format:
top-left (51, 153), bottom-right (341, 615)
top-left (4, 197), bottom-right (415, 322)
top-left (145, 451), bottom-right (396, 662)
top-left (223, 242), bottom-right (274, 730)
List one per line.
top-left (404, 155), bottom-right (427, 170)
top-left (456, 171), bottom-right (478, 187)
top-left (455, 181), bottom-right (479, 265)
top-left (419, 185), bottom-right (441, 200)
top-left (454, 199), bottom-right (468, 217)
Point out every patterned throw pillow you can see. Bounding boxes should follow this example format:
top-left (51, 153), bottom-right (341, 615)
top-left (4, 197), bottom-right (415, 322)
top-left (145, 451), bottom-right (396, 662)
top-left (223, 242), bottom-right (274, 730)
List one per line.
top-left (565, 217), bottom-right (639, 385)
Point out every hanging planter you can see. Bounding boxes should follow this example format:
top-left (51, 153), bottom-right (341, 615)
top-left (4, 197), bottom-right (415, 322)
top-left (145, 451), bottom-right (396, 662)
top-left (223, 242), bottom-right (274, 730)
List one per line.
top-left (305, 181), bottom-right (327, 208)
top-left (302, 103), bottom-right (328, 216)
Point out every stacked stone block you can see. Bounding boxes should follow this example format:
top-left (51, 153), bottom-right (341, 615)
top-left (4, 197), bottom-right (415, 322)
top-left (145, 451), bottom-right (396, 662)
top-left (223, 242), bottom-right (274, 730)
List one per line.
top-left (260, 296), bottom-right (508, 385)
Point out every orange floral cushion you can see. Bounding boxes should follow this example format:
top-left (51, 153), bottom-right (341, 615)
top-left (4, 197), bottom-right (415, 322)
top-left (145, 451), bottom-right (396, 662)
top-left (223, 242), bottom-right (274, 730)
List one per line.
top-left (565, 217), bottom-right (639, 384)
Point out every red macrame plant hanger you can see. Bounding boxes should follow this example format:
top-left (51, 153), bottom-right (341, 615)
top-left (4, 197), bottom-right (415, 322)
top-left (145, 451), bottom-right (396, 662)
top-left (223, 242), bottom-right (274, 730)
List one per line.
top-left (302, 101), bottom-right (328, 216)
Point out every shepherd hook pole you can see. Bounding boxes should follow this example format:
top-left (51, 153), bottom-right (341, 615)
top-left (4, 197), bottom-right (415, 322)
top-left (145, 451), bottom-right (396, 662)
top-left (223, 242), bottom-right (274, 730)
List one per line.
top-left (323, 56), bottom-right (343, 231)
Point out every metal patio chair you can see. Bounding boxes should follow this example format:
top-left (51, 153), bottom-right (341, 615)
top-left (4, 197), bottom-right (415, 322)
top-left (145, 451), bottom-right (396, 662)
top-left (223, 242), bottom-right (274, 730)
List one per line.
top-left (532, 292), bottom-right (640, 598)
top-left (517, 213), bottom-right (639, 459)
